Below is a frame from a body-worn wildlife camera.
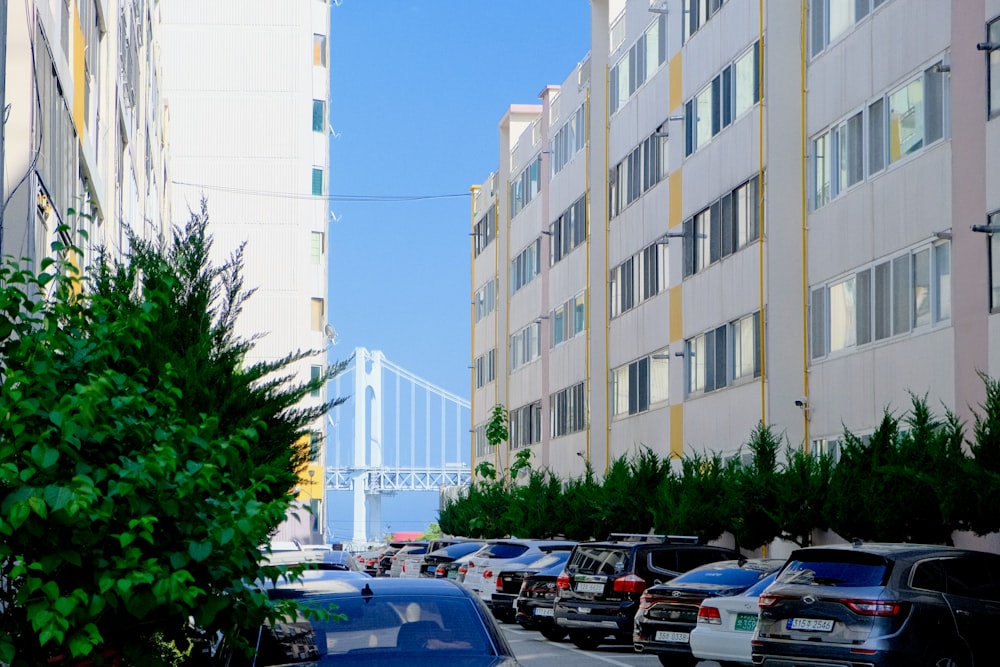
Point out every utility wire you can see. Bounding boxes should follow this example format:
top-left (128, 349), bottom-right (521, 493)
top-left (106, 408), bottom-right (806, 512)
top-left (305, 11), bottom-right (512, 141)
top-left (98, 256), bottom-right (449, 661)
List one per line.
top-left (171, 180), bottom-right (469, 203)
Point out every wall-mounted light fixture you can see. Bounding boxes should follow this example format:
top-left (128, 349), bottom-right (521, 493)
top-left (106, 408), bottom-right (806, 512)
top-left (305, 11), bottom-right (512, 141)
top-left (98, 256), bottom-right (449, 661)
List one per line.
top-left (651, 353), bottom-right (670, 360)
top-left (673, 351), bottom-right (686, 358)
top-left (977, 42), bottom-right (1000, 51)
top-left (972, 225), bottom-right (1000, 234)
top-left (935, 230), bottom-right (953, 240)
top-left (541, 230), bottom-right (553, 236)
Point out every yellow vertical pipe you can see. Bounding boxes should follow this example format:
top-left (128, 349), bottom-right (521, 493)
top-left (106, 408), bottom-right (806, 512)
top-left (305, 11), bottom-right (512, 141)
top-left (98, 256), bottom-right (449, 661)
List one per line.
top-left (604, 63), bottom-right (611, 475)
top-left (585, 88), bottom-right (592, 465)
top-left (469, 185), bottom-right (480, 479)
top-left (501, 190), bottom-right (509, 475)
top-left (799, 0), bottom-right (810, 447)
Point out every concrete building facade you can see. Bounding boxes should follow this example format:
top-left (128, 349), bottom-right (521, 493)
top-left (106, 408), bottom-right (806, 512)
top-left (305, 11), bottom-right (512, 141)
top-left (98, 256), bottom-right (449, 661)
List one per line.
top-left (2, 0), bottom-right (170, 272)
top-left (159, 0), bottom-right (333, 542)
top-left (471, 0), bottom-right (1000, 480)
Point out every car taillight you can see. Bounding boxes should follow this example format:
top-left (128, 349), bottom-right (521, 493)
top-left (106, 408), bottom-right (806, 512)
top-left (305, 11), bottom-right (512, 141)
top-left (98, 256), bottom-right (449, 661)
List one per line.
top-left (758, 593), bottom-right (779, 608)
top-left (467, 560), bottom-right (475, 569)
top-left (402, 562), bottom-right (407, 572)
top-left (613, 573), bottom-right (647, 594)
top-left (698, 606), bottom-right (722, 624)
top-left (459, 564), bottom-right (468, 575)
top-left (436, 565), bottom-right (446, 576)
top-left (483, 569), bottom-right (493, 580)
top-left (556, 571), bottom-right (570, 589)
top-left (638, 592), bottom-right (653, 611)
top-left (496, 575), bottom-right (504, 591)
top-left (842, 599), bottom-right (903, 616)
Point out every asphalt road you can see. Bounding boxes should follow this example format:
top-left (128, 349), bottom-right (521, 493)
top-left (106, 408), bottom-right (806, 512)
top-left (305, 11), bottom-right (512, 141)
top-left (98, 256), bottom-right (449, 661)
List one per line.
top-left (499, 621), bottom-right (726, 667)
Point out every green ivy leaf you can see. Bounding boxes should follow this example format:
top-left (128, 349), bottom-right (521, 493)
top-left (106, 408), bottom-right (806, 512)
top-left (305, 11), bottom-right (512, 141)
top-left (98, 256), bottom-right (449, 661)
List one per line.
top-left (189, 541), bottom-right (212, 562)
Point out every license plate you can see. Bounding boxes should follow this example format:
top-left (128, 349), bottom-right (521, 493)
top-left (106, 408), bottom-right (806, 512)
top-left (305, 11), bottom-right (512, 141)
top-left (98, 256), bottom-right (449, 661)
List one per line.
top-left (654, 631), bottom-right (689, 643)
top-left (734, 613), bottom-right (758, 632)
top-left (787, 617), bottom-right (834, 632)
top-left (533, 607), bottom-right (554, 617)
top-left (576, 582), bottom-right (604, 593)
top-left (447, 571), bottom-right (458, 579)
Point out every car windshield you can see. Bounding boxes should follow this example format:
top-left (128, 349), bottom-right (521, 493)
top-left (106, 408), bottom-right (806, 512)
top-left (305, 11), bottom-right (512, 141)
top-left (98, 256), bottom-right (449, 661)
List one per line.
top-left (776, 551), bottom-right (890, 587)
top-left (255, 594), bottom-right (494, 663)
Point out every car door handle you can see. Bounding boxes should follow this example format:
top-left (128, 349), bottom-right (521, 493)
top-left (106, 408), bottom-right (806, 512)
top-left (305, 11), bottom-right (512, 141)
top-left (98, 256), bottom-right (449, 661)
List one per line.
top-left (955, 609), bottom-right (971, 617)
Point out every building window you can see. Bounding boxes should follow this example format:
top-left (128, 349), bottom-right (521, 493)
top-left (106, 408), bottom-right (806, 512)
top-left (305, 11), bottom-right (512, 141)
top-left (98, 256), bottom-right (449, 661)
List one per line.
top-left (473, 206), bottom-right (496, 257)
top-left (551, 292), bottom-right (586, 347)
top-left (509, 239), bottom-right (541, 295)
top-left (474, 423), bottom-right (488, 457)
top-left (510, 158), bottom-right (541, 218)
top-left (683, 173), bottom-right (761, 278)
top-left (810, 112), bottom-right (864, 209)
top-left (474, 278), bottom-right (497, 322)
top-left (551, 103), bottom-right (587, 176)
top-left (310, 365), bottom-right (322, 398)
top-left (510, 401), bottom-right (542, 449)
top-left (683, 0), bottom-right (727, 43)
top-left (990, 212), bottom-right (1000, 311)
top-left (475, 349), bottom-right (495, 389)
top-left (550, 195), bottom-right (587, 264)
top-left (312, 167), bottom-right (324, 196)
top-left (610, 242), bottom-right (667, 318)
top-left (313, 34), bottom-right (327, 66)
top-left (612, 351), bottom-right (669, 417)
top-left (811, 241), bottom-right (950, 358)
top-left (990, 19), bottom-right (1000, 118)
top-left (312, 99), bottom-right (326, 132)
top-left (550, 382), bottom-right (586, 438)
top-left (685, 42), bottom-right (761, 157)
top-left (311, 298), bottom-right (324, 331)
top-left (311, 231), bottom-right (324, 264)
top-left (610, 14), bottom-right (666, 114)
top-left (686, 311), bottom-right (761, 396)
top-left (810, 0), bottom-right (888, 57)
top-left (509, 321), bottom-right (541, 371)
top-left (609, 126), bottom-right (667, 218)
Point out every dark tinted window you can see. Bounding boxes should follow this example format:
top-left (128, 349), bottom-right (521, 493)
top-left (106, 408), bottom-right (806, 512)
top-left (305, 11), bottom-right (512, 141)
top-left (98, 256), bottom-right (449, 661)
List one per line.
top-left (570, 546), bottom-right (631, 575)
top-left (484, 543), bottom-right (529, 559)
top-left (940, 557), bottom-right (1000, 602)
top-left (911, 559), bottom-right (948, 593)
top-left (431, 542), bottom-right (483, 559)
top-left (671, 566), bottom-right (768, 587)
top-left (777, 550), bottom-right (889, 587)
top-left (648, 549), bottom-right (677, 573)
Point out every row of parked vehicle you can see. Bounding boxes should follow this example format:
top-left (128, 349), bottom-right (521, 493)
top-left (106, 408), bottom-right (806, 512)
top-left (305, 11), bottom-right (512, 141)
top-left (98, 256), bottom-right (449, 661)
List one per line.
top-left (354, 533), bottom-right (1000, 667)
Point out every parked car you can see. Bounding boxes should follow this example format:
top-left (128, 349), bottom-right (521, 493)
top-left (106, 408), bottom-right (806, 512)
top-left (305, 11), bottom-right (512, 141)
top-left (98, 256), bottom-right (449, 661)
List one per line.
top-left (389, 541), bottom-right (429, 577)
top-left (461, 539), bottom-right (576, 608)
top-left (225, 573), bottom-right (521, 666)
top-left (376, 541), bottom-right (410, 576)
top-left (688, 571), bottom-right (778, 667)
top-left (398, 538), bottom-right (469, 578)
top-left (515, 557), bottom-right (576, 641)
top-left (490, 550), bottom-right (572, 623)
top-left (753, 542), bottom-right (1000, 667)
top-left (553, 534), bottom-right (742, 650)
top-left (422, 541), bottom-right (486, 578)
top-left (633, 558), bottom-right (784, 666)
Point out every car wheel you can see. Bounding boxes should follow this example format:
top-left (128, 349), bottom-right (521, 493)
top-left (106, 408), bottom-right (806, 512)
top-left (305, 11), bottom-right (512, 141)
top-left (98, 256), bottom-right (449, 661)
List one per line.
top-left (569, 631), bottom-right (604, 650)
top-left (540, 626), bottom-right (567, 642)
top-left (656, 656), bottom-right (698, 667)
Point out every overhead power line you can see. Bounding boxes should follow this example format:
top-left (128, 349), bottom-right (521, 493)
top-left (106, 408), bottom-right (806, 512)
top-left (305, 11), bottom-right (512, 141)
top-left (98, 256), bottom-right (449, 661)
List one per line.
top-left (171, 180), bottom-right (469, 203)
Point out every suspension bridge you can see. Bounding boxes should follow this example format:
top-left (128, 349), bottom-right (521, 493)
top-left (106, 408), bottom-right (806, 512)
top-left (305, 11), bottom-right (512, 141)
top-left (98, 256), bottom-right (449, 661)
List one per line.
top-left (323, 347), bottom-right (472, 547)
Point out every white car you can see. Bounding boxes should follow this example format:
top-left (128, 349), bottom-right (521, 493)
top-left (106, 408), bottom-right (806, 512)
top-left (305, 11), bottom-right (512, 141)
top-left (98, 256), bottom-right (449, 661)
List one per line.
top-left (689, 571), bottom-right (778, 666)
top-left (459, 539), bottom-right (576, 609)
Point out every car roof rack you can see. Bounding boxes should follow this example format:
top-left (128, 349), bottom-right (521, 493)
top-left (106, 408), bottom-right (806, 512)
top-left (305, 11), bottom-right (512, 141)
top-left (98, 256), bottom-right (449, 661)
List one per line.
top-left (605, 533), bottom-right (701, 544)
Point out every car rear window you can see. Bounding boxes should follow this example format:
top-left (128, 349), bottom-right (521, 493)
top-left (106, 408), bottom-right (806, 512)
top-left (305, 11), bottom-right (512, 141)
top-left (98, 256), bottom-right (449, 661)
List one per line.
top-left (569, 545), bottom-right (631, 575)
top-left (777, 551), bottom-right (890, 587)
top-left (671, 567), bottom-right (770, 587)
top-left (484, 543), bottom-right (530, 559)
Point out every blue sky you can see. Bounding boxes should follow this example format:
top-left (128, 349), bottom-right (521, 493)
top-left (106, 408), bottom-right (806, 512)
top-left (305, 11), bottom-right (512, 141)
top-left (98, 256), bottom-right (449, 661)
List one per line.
top-left (324, 1), bottom-right (591, 541)
top-left (327, 1), bottom-right (591, 397)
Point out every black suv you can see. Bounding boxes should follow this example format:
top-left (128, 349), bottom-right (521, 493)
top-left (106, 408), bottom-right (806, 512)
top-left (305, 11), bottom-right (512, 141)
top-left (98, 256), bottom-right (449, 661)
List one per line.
top-left (754, 542), bottom-right (1000, 667)
top-left (552, 534), bottom-right (741, 650)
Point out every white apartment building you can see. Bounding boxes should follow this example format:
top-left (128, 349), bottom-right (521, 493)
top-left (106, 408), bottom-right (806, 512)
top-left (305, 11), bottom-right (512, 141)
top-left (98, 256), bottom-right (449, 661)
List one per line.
top-left (471, 0), bottom-right (1000, 480)
top-left (2, 0), bottom-right (170, 273)
top-left (159, 0), bottom-right (333, 542)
